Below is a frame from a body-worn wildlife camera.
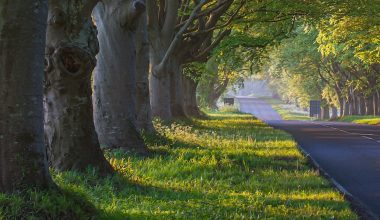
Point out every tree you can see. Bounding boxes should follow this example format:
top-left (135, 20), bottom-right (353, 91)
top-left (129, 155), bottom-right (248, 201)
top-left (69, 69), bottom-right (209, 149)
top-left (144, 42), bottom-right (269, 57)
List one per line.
top-left (182, 63), bottom-right (207, 117)
top-left (44, 0), bottom-right (113, 174)
top-left (317, 15), bottom-right (380, 116)
top-left (147, 0), bottom-right (241, 119)
top-left (258, 27), bottom-right (329, 117)
top-left (0, 0), bottom-right (52, 192)
top-left (93, 0), bottom-right (147, 152)
top-left (136, 12), bottom-right (154, 132)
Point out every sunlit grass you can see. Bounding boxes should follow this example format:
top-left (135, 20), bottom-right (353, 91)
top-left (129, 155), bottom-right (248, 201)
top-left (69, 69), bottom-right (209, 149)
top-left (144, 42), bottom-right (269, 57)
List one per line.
top-left (0, 113), bottom-right (356, 219)
top-left (337, 115), bottom-right (380, 125)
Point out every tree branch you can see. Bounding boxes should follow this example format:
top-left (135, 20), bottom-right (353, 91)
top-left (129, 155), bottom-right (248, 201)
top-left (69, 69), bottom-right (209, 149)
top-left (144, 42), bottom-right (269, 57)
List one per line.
top-left (161, 0), bottom-right (180, 42)
top-left (157, 0), bottom-right (208, 72)
top-left (191, 29), bottom-right (231, 62)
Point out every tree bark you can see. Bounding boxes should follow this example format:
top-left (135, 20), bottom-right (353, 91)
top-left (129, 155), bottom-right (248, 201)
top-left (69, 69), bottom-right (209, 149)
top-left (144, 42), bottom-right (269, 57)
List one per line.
top-left (350, 92), bottom-right (358, 115)
top-left (321, 106), bottom-right (330, 120)
top-left (44, 0), bottom-right (113, 174)
top-left (373, 93), bottom-right (379, 116)
top-left (146, 0), bottom-right (234, 119)
top-left (147, 0), bottom-right (180, 120)
top-left (331, 106), bottom-right (338, 119)
top-left (183, 76), bottom-right (202, 117)
top-left (0, 0), bottom-right (52, 192)
top-left (135, 13), bottom-right (154, 132)
top-left (170, 64), bottom-right (187, 118)
top-left (343, 98), bottom-right (350, 116)
top-left (376, 91), bottom-right (380, 115)
top-left (206, 76), bottom-right (230, 110)
top-left (366, 95), bottom-right (375, 116)
top-left (359, 96), bottom-right (366, 115)
top-left (347, 92), bottom-right (356, 115)
top-left (339, 98), bottom-right (344, 117)
top-left (93, 1), bottom-right (146, 152)
top-left (150, 56), bottom-right (173, 120)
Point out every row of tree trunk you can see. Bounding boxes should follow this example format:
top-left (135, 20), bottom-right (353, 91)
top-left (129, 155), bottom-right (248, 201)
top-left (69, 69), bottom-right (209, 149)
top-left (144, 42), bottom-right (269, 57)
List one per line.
top-left (0, 0), bottom-right (150, 192)
top-left (318, 92), bottom-right (379, 121)
top-left (0, 0), bottom-right (208, 193)
top-left (338, 93), bottom-right (380, 117)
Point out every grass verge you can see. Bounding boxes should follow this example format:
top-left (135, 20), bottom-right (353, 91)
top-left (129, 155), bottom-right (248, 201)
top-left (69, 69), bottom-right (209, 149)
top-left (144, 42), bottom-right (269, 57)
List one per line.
top-left (1, 113), bottom-right (356, 219)
top-left (336, 115), bottom-right (380, 125)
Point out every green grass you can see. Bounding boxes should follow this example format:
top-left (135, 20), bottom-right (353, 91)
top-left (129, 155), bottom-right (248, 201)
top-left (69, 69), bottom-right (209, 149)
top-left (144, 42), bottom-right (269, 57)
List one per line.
top-left (263, 98), bottom-right (310, 121)
top-left (218, 105), bottom-right (241, 114)
top-left (0, 113), bottom-right (356, 219)
top-left (337, 115), bottom-right (380, 125)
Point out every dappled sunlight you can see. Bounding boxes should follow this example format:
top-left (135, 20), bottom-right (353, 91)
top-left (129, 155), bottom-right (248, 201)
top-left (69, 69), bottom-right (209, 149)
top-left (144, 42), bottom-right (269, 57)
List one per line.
top-left (0, 113), bottom-right (357, 219)
top-left (85, 113), bottom-right (355, 219)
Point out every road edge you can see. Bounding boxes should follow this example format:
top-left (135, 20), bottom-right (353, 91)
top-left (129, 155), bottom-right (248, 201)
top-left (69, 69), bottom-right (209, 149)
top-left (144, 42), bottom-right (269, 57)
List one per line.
top-left (296, 144), bottom-right (379, 220)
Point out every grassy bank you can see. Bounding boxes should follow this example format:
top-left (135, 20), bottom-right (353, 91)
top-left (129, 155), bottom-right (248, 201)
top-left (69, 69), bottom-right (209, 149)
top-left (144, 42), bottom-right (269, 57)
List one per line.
top-left (263, 98), bottom-right (310, 121)
top-left (337, 115), bottom-right (380, 125)
top-left (0, 113), bottom-right (356, 219)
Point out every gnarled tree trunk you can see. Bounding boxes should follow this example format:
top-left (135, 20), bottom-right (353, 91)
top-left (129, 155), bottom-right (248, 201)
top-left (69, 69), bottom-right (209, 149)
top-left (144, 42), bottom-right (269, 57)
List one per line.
top-left (136, 13), bottom-right (154, 132)
top-left (0, 0), bottom-right (52, 192)
top-left (44, 0), bottom-right (113, 174)
top-left (93, 0), bottom-right (146, 152)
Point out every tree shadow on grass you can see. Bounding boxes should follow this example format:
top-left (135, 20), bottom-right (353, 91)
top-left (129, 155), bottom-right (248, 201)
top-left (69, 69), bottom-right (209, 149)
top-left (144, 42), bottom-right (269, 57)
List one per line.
top-left (94, 170), bottom-right (352, 219)
top-left (0, 186), bottom-right (98, 219)
top-left (91, 114), bottom-right (354, 219)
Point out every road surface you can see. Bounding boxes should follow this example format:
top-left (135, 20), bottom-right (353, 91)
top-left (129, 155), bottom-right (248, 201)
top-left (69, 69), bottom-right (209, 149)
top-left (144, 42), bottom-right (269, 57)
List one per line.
top-left (237, 97), bottom-right (380, 219)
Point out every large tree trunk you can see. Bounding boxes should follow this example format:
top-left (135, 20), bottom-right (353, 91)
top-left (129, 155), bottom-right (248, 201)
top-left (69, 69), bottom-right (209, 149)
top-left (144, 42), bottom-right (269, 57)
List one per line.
top-left (135, 13), bottom-right (154, 132)
top-left (93, 1), bottom-right (146, 152)
top-left (146, 0), bottom-right (182, 120)
top-left (183, 76), bottom-right (202, 117)
top-left (44, 0), bottom-right (112, 174)
top-left (0, 0), bottom-right (52, 192)
top-left (150, 55), bottom-right (173, 119)
top-left (170, 63), bottom-right (187, 118)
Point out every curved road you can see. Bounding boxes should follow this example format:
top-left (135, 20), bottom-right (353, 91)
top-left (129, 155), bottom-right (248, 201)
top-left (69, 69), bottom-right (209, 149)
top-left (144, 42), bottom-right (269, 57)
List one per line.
top-left (238, 97), bottom-right (380, 219)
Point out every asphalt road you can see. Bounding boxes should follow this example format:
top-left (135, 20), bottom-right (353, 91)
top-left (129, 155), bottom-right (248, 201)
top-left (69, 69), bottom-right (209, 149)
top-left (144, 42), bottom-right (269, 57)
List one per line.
top-left (237, 97), bottom-right (380, 219)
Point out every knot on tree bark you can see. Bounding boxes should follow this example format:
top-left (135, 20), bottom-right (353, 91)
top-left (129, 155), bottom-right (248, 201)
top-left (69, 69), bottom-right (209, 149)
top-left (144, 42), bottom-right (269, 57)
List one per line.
top-left (48, 8), bottom-right (66, 26)
top-left (121, 0), bottom-right (146, 30)
top-left (46, 43), bottom-right (96, 78)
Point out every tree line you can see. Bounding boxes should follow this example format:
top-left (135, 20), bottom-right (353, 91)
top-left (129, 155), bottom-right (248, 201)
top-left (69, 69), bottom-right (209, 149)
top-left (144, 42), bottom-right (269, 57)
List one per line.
top-left (0, 0), bottom-right (377, 193)
top-left (0, 0), bottom-right (251, 193)
top-left (258, 4), bottom-right (380, 119)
